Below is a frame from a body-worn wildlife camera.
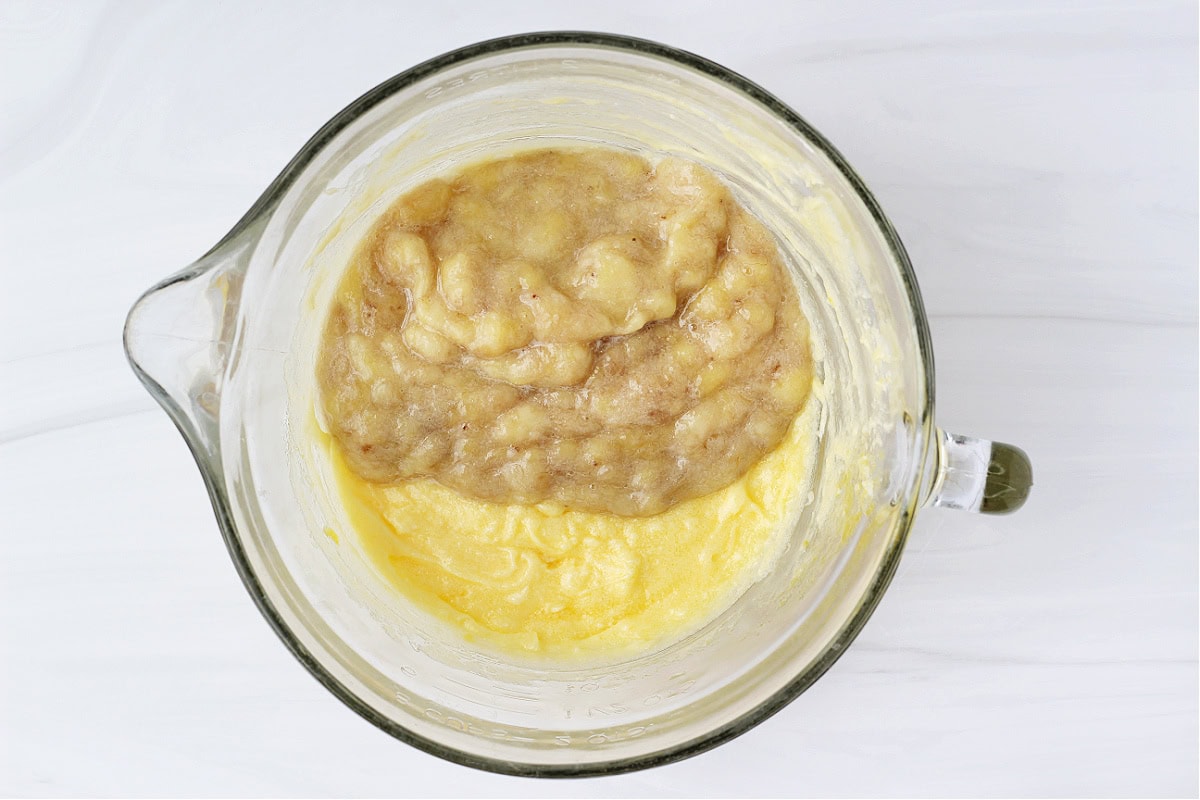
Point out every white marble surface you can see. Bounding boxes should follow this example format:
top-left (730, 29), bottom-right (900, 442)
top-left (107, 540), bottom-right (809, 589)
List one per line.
top-left (1, 1), bottom-right (1196, 796)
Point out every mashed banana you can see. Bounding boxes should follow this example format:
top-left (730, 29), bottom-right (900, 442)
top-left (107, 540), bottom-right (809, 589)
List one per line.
top-left (317, 147), bottom-right (814, 654)
top-left (318, 148), bottom-right (811, 517)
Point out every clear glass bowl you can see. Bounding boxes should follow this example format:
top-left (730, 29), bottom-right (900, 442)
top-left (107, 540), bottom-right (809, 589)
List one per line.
top-left (123, 32), bottom-right (1032, 776)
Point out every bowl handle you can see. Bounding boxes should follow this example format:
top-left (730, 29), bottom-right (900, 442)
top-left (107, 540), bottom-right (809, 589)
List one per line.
top-left (924, 429), bottom-right (1032, 514)
top-left (122, 226), bottom-right (256, 463)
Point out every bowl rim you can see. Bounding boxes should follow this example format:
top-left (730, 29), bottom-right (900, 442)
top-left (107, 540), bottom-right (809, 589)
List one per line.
top-left (166, 30), bottom-right (936, 778)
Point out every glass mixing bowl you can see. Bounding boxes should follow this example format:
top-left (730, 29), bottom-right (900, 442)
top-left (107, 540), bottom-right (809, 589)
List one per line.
top-left (123, 32), bottom-right (1032, 776)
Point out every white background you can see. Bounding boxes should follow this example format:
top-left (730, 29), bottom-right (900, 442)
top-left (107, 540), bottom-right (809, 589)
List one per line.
top-left (1, 1), bottom-right (1196, 796)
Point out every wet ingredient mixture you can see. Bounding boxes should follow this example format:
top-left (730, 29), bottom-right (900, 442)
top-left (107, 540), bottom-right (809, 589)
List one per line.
top-left (317, 147), bottom-right (813, 654)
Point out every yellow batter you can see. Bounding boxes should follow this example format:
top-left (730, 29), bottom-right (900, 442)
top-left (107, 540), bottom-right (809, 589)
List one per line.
top-left (326, 401), bottom-right (812, 657)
